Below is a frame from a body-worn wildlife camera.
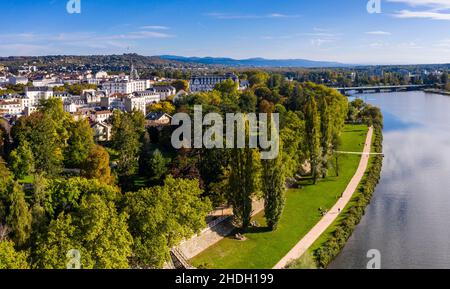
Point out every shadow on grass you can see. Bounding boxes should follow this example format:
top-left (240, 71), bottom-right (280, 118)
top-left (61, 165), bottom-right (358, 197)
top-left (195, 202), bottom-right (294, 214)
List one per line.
top-left (244, 226), bottom-right (272, 234)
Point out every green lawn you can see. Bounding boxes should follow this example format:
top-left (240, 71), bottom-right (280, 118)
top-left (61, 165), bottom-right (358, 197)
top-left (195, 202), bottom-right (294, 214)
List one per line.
top-left (190, 124), bottom-right (368, 269)
top-left (305, 125), bottom-right (378, 260)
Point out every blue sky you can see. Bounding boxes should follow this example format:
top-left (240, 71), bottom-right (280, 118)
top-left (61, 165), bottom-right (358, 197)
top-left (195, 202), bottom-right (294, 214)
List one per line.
top-left (1, 0), bottom-right (450, 64)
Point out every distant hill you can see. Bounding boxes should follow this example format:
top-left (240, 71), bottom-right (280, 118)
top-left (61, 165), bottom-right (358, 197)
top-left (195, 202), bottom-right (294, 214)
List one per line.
top-left (0, 54), bottom-right (193, 71)
top-left (159, 55), bottom-right (348, 68)
top-left (0, 53), bottom-right (348, 71)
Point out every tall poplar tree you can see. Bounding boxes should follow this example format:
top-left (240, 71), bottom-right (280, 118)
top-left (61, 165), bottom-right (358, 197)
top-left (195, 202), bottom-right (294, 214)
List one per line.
top-left (304, 95), bottom-right (322, 184)
top-left (319, 98), bottom-right (332, 178)
top-left (228, 146), bottom-right (255, 230)
top-left (261, 141), bottom-right (286, 231)
top-left (7, 183), bottom-right (32, 248)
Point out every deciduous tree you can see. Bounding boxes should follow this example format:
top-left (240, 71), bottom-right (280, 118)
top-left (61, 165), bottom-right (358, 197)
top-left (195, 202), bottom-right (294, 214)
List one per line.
top-left (81, 145), bottom-right (115, 185)
top-left (262, 141), bottom-right (286, 231)
top-left (9, 140), bottom-right (34, 180)
top-left (65, 118), bottom-right (95, 169)
top-left (304, 95), bottom-right (321, 184)
top-left (7, 183), bottom-right (32, 247)
top-left (124, 176), bottom-right (211, 268)
top-left (0, 240), bottom-right (29, 269)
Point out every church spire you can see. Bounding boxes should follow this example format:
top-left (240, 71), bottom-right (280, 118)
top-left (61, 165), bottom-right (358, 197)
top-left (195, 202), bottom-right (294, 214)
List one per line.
top-left (130, 61), bottom-right (140, 80)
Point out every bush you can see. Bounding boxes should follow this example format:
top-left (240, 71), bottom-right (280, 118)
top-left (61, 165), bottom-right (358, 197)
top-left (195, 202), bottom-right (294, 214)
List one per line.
top-left (286, 252), bottom-right (318, 269)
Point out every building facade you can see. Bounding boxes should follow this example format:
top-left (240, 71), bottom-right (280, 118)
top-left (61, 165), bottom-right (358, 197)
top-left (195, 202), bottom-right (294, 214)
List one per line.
top-left (151, 86), bottom-right (176, 100)
top-left (102, 79), bottom-right (151, 95)
top-left (190, 73), bottom-right (239, 92)
top-left (124, 96), bottom-right (146, 115)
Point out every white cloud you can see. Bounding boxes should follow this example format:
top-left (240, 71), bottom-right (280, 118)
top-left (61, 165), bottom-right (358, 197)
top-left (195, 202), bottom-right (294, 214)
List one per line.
top-left (205, 12), bottom-right (299, 20)
top-left (366, 31), bottom-right (392, 35)
top-left (0, 44), bottom-right (50, 55)
top-left (0, 28), bottom-right (174, 56)
top-left (140, 26), bottom-right (170, 30)
top-left (108, 31), bottom-right (173, 40)
top-left (393, 9), bottom-right (450, 20)
top-left (388, 0), bottom-right (450, 20)
top-left (388, 0), bottom-right (450, 10)
top-left (310, 38), bottom-right (335, 47)
top-left (267, 13), bottom-right (299, 18)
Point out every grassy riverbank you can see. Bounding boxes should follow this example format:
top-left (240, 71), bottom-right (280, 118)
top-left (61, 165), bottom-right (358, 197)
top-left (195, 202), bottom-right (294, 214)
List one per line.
top-left (289, 124), bottom-right (383, 269)
top-left (190, 124), bottom-right (368, 269)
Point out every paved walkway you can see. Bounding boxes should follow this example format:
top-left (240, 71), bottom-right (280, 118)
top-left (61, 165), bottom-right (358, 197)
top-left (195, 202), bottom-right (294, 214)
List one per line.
top-left (273, 127), bottom-right (374, 269)
top-left (178, 199), bottom-right (265, 260)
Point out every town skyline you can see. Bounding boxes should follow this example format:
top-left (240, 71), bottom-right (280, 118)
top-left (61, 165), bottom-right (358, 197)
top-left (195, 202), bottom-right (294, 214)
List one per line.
top-left (1, 0), bottom-right (450, 65)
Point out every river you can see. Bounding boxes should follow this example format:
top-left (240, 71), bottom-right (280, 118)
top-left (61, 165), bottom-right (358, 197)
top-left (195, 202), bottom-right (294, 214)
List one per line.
top-left (330, 91), bottom-right (450, 269)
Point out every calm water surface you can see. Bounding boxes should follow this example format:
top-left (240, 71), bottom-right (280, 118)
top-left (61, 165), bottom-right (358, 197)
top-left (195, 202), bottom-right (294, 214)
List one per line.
top-left (330, 91), bottom-right (450, 269)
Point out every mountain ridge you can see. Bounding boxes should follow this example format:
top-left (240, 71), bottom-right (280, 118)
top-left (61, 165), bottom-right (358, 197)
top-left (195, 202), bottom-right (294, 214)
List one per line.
top-left (159, 55), bottom-right (349, 68)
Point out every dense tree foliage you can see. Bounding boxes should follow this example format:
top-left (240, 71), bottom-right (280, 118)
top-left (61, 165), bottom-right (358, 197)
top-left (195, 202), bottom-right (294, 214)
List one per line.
top-left (9, 140), bottom-right (34, 179)
top-left (171, 79), bottom-right (189, 92)
top-left (54, 83), bottom-right (98, 95)
top-left (35, 195), bottom-right (132, 269)
top-left (147, 101), bottom-right (176, 115)
top-left (0, 240), bottom-right (29, 269)
top-left (1, 68), bottom-right (354, 269)
top-left (65, 118), bottom-right (95, 169)
top-left (81, 145), bottom-right (115, 185)
top-left (111, 110), bottom-right (145, 188)
top-left (124, 176), bottom-right (211, 268)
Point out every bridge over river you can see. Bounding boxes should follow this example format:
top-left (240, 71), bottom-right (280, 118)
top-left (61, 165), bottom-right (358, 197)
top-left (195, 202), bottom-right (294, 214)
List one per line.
top-left (335, 84), bottom-right (430, 95)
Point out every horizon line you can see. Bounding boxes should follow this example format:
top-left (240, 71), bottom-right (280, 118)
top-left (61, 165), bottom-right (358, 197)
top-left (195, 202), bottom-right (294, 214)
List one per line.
top-left (0, 53), bottom-right (449, 67)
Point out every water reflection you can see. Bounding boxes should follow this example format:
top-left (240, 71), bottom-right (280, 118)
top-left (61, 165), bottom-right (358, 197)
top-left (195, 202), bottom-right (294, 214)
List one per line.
top-left (330, 92), bottom-right (450, 269)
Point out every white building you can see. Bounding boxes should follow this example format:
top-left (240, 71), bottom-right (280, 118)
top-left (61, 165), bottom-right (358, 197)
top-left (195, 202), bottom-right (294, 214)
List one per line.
top-left (18, 65), bottom-right (37, 74)
top-left (32, 77), bottom-right (56, 87)
top-left (0, 76), bottom-right (8, 85)
top-left (82, 90), bottom-right (104, 104)
top-left (95, 71), bottom-right (109, 79)
top-left (90, 110), bottom-right (113, 123)
top-left (92, 122), bottom-right (112, 142)
top-left (145, 112), bottom-right (172, 127)
top-left (190, 73), bottom-right (239, 92)
top-left (24, 106), bottom-right (38, 116)
top-left (124, 96), bottom-right (146, 115)
top-left (24, 87), bottom-right (54, 108)
top-left (102, 79), bottom-right (151, 95)
top-left (133, 90), bottom-right (162, 104)
top-left (64, 102), bottom-right (78, 114)
top-left (151, 86), bottom-right (176, 100)
top-left (0, 99), bottom-right (22, 115)
top-left (100, 96), bottom-right (125, 111)
top-left (9, 76), bottom-right (29, 85)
